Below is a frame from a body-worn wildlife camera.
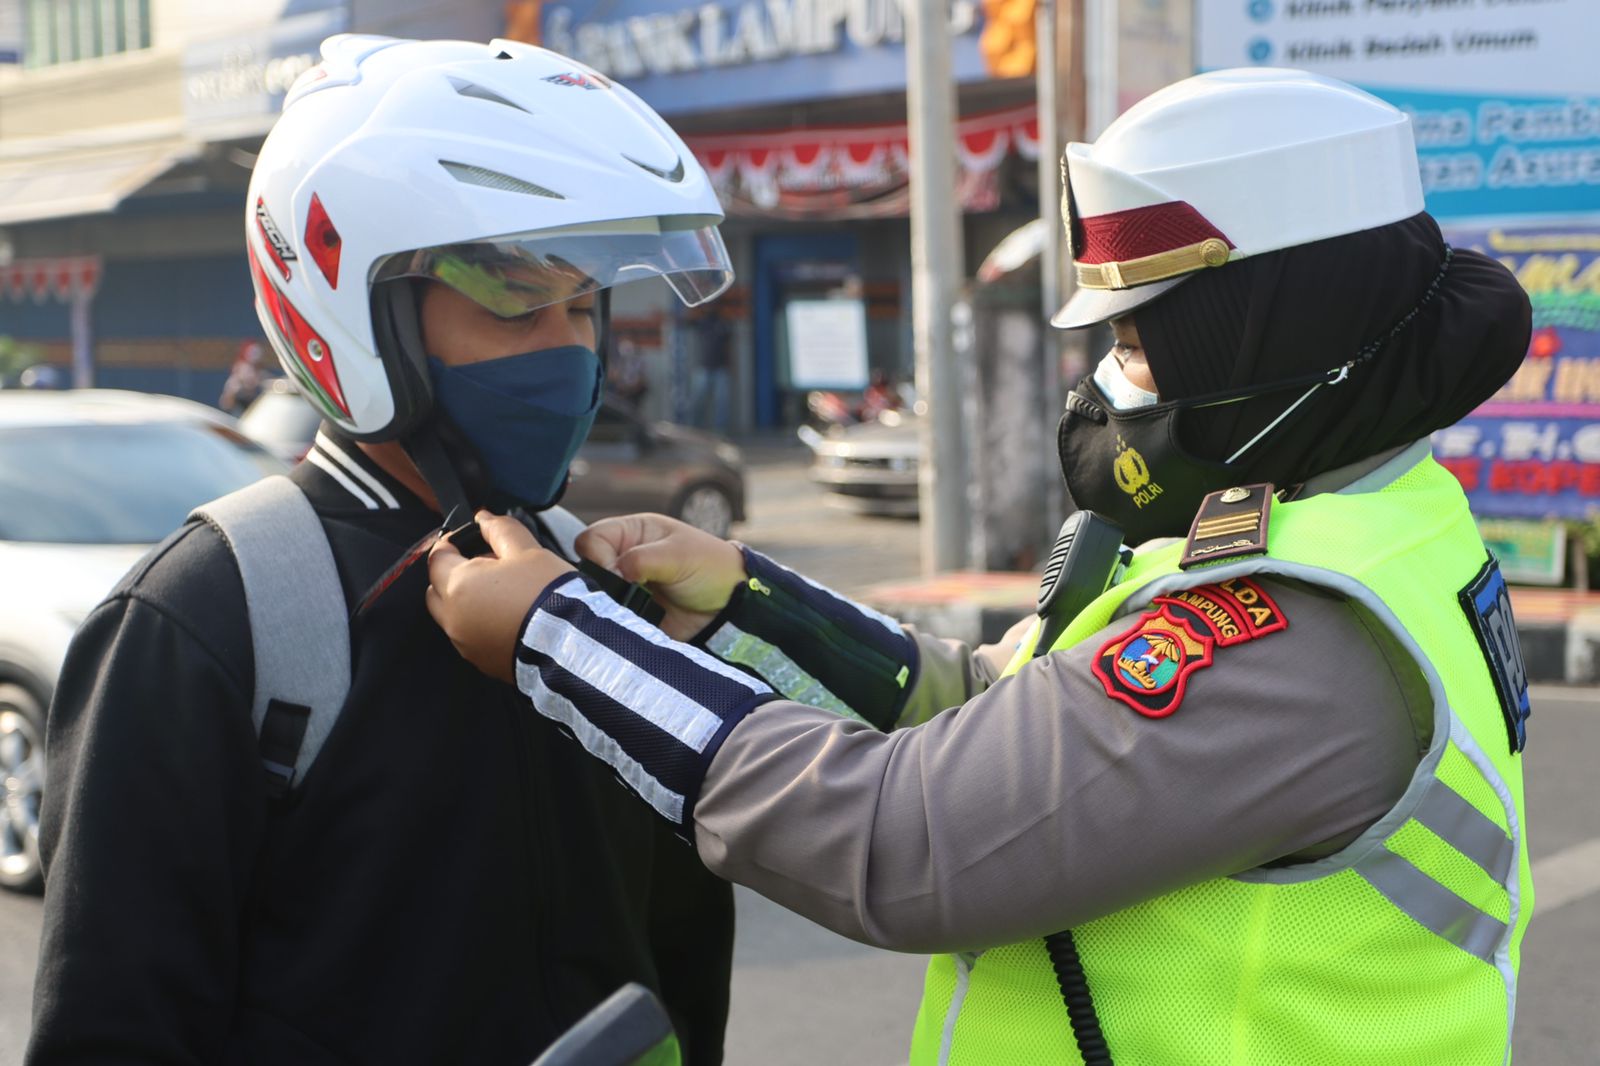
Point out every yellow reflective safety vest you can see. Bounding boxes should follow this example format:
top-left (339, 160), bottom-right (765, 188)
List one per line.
top-left (908, 453), bottom-right (1533, 1066)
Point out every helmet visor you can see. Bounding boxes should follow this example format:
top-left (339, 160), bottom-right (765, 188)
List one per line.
top-left (375, 217), bottom-right (733, 318)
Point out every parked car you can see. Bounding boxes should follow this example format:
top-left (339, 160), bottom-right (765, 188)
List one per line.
top-left (239, 386), bottom-right (747, 537)
top-left (563, 400), bottom-right (746, 539)
top-left (0, 390), bottom-right (286, 892)
top-left (799, 409), bottom-right (920, 516)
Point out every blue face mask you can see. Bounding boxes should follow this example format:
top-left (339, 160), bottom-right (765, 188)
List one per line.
top-left (426, 345), bottom-right (604, 511)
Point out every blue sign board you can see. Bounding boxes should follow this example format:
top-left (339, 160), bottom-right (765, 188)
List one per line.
top-left (1432, 224), bottom-right (1600, 520)
top-left (1197, 0), bottom-right (1600, 222)
top-left (540, 0), bottom-right (989, 114)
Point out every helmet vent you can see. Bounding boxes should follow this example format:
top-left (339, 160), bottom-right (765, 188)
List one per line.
top-left (440, 160), bottom-right (564, 199)
top-left (449, 77), bottom-right (530, 113)
top-left (625, 154), bottom-right (686, 183)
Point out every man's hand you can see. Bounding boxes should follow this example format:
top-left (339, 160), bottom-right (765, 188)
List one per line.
top-left (427, 512), bottom-right (573, 683)
top-left (576, 514), bottom-right (747, 640)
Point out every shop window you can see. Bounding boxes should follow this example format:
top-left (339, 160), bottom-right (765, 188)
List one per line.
top-left (23, 0), bottom-right (149, 68)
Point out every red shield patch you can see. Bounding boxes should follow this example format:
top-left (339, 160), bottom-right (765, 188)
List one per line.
top-left (1092, 607), bottom-right (1215, 718)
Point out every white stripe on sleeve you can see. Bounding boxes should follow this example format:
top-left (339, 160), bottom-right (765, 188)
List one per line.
top-left (515, 660), bottom-right (686, 823)
top-left (545, 577), bottom-right (774, 692)
top-left (524, 594), bottom-right (750, 753)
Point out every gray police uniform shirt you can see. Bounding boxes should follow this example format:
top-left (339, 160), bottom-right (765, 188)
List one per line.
top-left (691, 444), bottom-right (1433, 954)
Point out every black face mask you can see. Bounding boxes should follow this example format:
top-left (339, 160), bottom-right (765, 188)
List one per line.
top-left (1056, 376), bottom-right (1237, 544)
top-left (1056, 365), bottom-right (1349, 544)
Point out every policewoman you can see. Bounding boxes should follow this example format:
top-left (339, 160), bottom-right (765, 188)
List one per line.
top-left (428, 69), bottom-right (1536, 1064)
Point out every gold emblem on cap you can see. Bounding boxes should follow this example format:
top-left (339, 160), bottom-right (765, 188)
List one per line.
top-left (1220, 486), bottom-right (1250, 504)
top-left (1076, 237), bottom-right (1236, 290)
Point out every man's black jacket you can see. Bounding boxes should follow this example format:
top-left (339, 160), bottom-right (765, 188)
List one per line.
top-left (28, 433), bottom-right (733, 1065)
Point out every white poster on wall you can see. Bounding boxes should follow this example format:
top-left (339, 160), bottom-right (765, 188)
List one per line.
top-left (786, 299), bottom-right (870, 390)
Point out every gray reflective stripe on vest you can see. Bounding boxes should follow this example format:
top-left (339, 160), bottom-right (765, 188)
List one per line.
top-left (1412, 781), bottom-right (1516, 884)
top-left (1356, 847), bottom-right (1508, 963)
top-left (190, 475), bottom-right (350, 789)
top-left (938, 952), bottom-right (982, 1066)
top-left (1118, 550), bottom-right (1525, 1045)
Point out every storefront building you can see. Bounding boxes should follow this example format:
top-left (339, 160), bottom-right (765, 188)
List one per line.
top-left (0, 0), bottom-right (500, 402)
top-left (522, 0), bottom-right (1041, 430)
top-left (0, 0), bottom-right (1038, 427)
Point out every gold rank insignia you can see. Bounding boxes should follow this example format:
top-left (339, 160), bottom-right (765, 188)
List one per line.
top-left (1179, 483), bottom-right (1273, 570)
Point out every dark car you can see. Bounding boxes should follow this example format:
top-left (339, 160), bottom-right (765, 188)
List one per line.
top-left (563, 400), bottom-right (746, 538)
top-left (239, 384), bottom-right (747, 537)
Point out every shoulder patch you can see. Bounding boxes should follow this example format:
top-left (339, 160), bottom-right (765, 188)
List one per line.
top-left (1092, 577), bottom-right (1289, 718)
top-left (1154, 576), bottom-right (1287, 646)
top-left (1180, 483), bottom-right (1273, 570)
top-left (1092, 607), bottom-right (1215, 718)
top-left (1459, 555), bottom-right (1530, 754)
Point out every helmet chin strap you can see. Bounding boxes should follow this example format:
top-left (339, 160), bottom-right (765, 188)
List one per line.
top-left (371, 279), bottom-right (486, 525)
top-left (401, 425), bottom-right (476, 527)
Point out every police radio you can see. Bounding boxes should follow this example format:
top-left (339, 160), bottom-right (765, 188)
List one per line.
top-left (1031, 510), bottom-right (1129, 659)
top-left (1032, 509), bottom-right (1128, 1065)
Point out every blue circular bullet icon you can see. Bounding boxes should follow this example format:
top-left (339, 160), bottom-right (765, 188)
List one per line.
top-left (1247, 38), bottom-right (1273, 63)
top-left (1248, 0), bottom-right (1273, 21)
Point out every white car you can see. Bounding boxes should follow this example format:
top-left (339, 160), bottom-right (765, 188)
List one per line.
top-left (0, 390), bottom-right (285, 892)
top-left (798, 409), bottom-right (921, 517)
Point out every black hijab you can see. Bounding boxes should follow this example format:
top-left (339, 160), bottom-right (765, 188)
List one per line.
top-left (1136, 212), bottom-right (1532, 488)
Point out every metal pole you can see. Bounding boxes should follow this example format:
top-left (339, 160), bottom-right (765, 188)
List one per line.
top-left (906, 0), bottom-right (969, 574)
top-left (1035, 0), bottom-right (1064, 535)
top-left (1084, 0), bottom-right (1119, 138)
top-left (70, 291), bottom-right (94, 389)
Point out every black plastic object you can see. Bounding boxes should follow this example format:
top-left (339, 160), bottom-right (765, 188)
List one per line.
top-left (577, 558), bottom-right (667, 627)
top-left (1031, 509), bottom-right (1124, 1065)
top-left (1046, 930), bottom-right (1114, 1065)
top-left (1032, 510), bottom-right (1127, 657)
top-left (446, 519), bottom-right (492, 559)
top-left (530, 983), bottom-right (681, 1066)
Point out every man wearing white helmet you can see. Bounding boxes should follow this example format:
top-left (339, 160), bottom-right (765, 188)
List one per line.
top-left (428, 68), bottom-right (1537, 1064)
top-left (30, 37), bottom-right (738, 1065)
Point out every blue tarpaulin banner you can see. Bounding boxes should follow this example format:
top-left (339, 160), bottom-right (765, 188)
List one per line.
top-left (1433, 224), bottom-right (1600, 520)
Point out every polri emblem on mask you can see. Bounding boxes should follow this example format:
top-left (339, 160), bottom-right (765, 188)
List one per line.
top-left (1112, 438), bottom-right (1164, 509)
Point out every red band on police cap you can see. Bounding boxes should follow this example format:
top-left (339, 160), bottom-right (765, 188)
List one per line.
top-left (1075, 201), bottom-right (1233, 266)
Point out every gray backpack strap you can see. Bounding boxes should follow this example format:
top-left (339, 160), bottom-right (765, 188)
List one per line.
top-left (190, 475), bottom-right (350, 796)
top-left (536, 504), bottom-right (587, 560)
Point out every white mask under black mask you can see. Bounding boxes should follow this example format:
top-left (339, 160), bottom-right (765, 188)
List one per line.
top-left (1091, 351), bottom-right (1160, 410)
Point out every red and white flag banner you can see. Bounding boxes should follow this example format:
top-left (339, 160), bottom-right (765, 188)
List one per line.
top-left (685, 104), bottom-right (1039, 221)
top-left (0, 256), bottom-right (102, 304)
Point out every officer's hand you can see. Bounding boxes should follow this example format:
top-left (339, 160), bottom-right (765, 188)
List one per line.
top-left (576, 514), bottom-right (747, 640)
top-left (427, 511), bottom-right (573, 684)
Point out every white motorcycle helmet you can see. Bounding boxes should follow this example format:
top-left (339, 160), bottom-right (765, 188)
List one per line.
top-left (245, 35), bottom-right (731, 497)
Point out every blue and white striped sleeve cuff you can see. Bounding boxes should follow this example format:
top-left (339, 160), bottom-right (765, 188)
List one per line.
top-left (515, 572), bottom-right (778, 834)
top-left (692, 547), bottom-right (918, 732)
